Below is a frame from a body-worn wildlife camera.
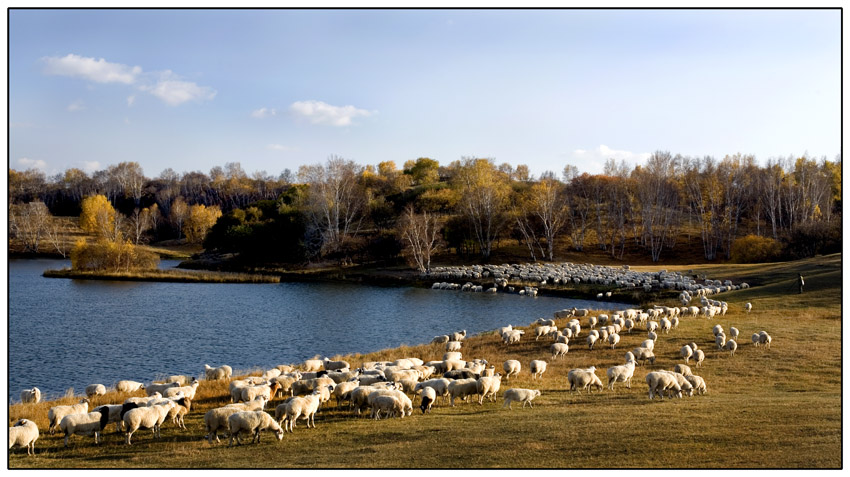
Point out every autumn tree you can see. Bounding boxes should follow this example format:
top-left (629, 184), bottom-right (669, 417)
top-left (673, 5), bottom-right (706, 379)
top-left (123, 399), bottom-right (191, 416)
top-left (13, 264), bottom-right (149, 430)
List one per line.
top-left (80, 194), bottom-right (121, 241)
top-left (127, 207), bottom-right (155, 244)
top-left (403, 157), bottom-right (440, 186)
top-left (170, 197), bottom-right (189, 239)
top-left (453, 157), bottom-right (511, 259)
top-left (183, 204), bottom-right (223, 244)
top-left (516, 177), bottom-right (569, 261)
top-left (632, 151), bottom-right (681, 262)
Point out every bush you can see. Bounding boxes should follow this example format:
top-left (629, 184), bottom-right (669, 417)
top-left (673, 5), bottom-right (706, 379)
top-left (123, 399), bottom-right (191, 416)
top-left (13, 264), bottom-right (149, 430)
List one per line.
top-left (70, 238), bottom-right (160, 271)
top-left (730, 235), bottom-right (783, 263)
top-left (785, 221), bottom-right (842, 259)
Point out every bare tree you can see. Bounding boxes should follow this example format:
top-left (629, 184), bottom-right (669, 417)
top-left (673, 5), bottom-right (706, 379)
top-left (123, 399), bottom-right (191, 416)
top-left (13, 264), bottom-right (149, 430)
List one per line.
top-left (399, 206), bottom-right (443, 272)
top-left (299, 156), bottom-right (367, 257)
top-left (42, 216), bottom-right (70, 257)
top-left (10, 201), bottom-right (52, 253)
top-left (632, 151), bottom-right (681, 262)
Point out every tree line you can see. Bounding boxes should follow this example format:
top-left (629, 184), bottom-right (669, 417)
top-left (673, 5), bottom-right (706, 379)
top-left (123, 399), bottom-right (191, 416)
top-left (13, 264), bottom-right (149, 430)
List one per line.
top-left (8, 151), bottom-right (841, 270)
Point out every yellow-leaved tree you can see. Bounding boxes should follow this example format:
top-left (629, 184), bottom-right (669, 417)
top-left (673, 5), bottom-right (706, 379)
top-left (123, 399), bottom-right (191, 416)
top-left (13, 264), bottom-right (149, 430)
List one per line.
top-left (72, 194), bottom-right (159, 271)
top-left (183, 204), bottom-right (222, 244)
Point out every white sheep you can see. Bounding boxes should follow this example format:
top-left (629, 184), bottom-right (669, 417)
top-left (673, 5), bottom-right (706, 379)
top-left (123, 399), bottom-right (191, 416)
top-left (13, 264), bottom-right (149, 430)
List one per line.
top-left (205, 406), bottom-right (244, 444)
top-left (588, 316), bottom-right (598, 329)
top-left (124, 392), bottom-right (162, 406)
top-left (693, 349), bottom-right (705, 367)
top-left (681, 344), bottom-right (694, 363)
top-left (302, 359), bottom-right (324, 372)
top-left (165, 375), bottom-right (193, 385)
top-left (608, 333), bottom-right (621, 349)
top-left (685, 375), bottom-right (707, 395)
top-left (20, 387), bottom-right (41, 404)
top-left (645, 371), bottom-right (682, 400)
top-left (85, 384), bottom-right (106, 399)
top-left (673, 364), bottom-right (693, 376)
top-left (432, 335), bottom-right (450, 345)
top-left (367, 388), bottom-right (413, 417)
top-left (48, 398), bottom-right (90, 434)
top-left (204, 364), bottom-right (233, 381)
top-left (647, 331), bottom-right (658, 342)
top-left (529, 360), bottom-right (548, 380)
top-left (502, 388), bottom-right (541, 410)
top-left (123, 400), bottom-right (176, 445)
top-left (281, 394), bottom-right (321, 431)
top-left (503, 360), bottom-right (521, 380)
top-left (586, 334), bottom-right (599, 350)
top-left (323, 358), bottom-right (351, 371)
top-left (646, 321), bottom-right (659, 333)
top-left (713, 324), bottom-right (724, 337)
top-left (445, 340), bottom-right (463, 352)
top-left (752, 333), bottom-right (761, 347)
top-left (448, 378), bottom-right (480, 406)
top-left (227, 410), bottom-right (284, 446)
top-left (744, 302), bottom-right (752, 313)
top-left (759, 331), bottom-right (772, 349)
top-left (419, 386), bottom-right (437, 414)
top-left (567, 367), bottom-right (603, 393)
top-left (59, 408), bottom-right (108, 447)
top-left (659, 318), bottom-right (672, 334)
top-left (450, 330), bottom-right (467, 341)
top-left (606, 361), bottom-right (636, 390)
top-left (146, 381), bottom-right (180, 396)
top-left (414, 379), bottom-right (451, 404)
top-left (624, 351), bottom-right (636, 364)
top-left (725, 339), bottom-right (738, 356)
top-left (640, 339), bottom-right (655, 351)
top-left (729, 327), bottom-right (740, 341)
top-left (623, 319), bottom-right (635, 334)
top-left (94, 404), bottom-right (126, 433)
top-left (241, 382), bottom-right (282, 403)
top-left (9, 419), bottom-right (39, 455)
top-left (148, 395), bottom-right (192, 429)
top-left (476, 374), bottom-right (502, 404)
top-left (262, 368), bottom-right (282, 381)
top-left (370, 395), bottom-right (404, 419)
top-left (115, 380), bottom-right (146, 393)
top-left (548, 342), bottom-right (569, 360)
top-left (716, 334), bottom-right (727, 350)
top-left (631, 347), bottom-right (656, 366)
top-left (332, 380), bottom-right (361, 409)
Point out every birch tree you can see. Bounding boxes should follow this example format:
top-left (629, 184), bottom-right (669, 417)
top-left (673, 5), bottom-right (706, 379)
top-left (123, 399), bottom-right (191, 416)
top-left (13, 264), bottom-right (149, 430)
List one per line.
top-left (452, 157), bottom-right (511, 260)
top-left (399, 206), bottom-right (443, 272)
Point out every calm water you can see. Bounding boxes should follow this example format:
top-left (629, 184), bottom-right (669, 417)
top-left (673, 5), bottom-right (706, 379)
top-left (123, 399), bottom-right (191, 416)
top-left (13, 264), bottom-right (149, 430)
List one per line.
top-left (8, 259), bottom-right (630, 401)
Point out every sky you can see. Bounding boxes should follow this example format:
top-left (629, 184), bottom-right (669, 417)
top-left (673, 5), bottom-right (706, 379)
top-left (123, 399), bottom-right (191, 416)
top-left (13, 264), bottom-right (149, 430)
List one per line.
top-left (7, 8), bottom-right (842, 180)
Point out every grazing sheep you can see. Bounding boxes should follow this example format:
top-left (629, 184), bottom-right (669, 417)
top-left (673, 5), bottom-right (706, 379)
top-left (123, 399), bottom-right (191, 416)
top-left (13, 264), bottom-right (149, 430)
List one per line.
top-left (48, 398), bottom-right (90, 434)
top-left (9, 419), bottom-right (39, 455)
top-left (744, 302), bottom-right (752, 313)
top-left (448, 378), bottom-right (479, 406)
top-left (165, 375), bottom-right (193, 385)
top-left (607, 361), bottom-right (636, 390)
top-left (567, 367), bottom-right (603, 393)
top-left (227, 410), bottom-right (284, 446)
top-left (586, 334), bottom-right (599, 350)
top-left (588, 316), bottom-right (598, 329)
top-left (759, 331), bottom-right (772, 349)
top-left (729, 327), bottom-right (740, 341)
top-left (414, 379), bottom-right (451, 404)
top-left (164, 380), bottom-right (200, 400)
top-left (445, 340), bottom-right (463, 352)
top-left (302, 359), bottom-right (324, 372)
top-left (713, 324), bottom-right (724, 337)
top-left (693, 349), bottom-right (705, 367)
top-left (367, 388), bottom-right (413, 417)
top-left (20, 387), bottom-right (41, 404)
top-left (547, 343), bottom-right (567, 360)
top-left (752, 333), bottom-right (761, 347)
top-left (647, 331), bottom-right (658, 342)
top-left (241, 382), bottom-right (282, 403)
top-left (59, 408), bottom-right (108, 447)
top-left (432, 335), bottom-right (450, 345)
top-left (85, 384), bottom-right (106, 399)
top-left (503, 360), bottom-right (521, 380)
top-left (123, 401), bottom-right (176, 445)
top-left (262, 368), bottom-right (282, 381)
top-left (94, 404), bottom-right (126, 433)
top-left (147, 396), bottom-right (192, 429)
top-left (659, 318), bottom-right (672, 334)
top-left (645, 371), bottom-right (682, 400)
top-left (529, 360), bottom-right (547, 380)
top-left (332, 381), bottom-right (361, 409)
top-left (116, 380), bottom-right (145, 393)
top-left (685, 375), bottom-right (707, 395)
top-left (124, 392), bottom-right (162, 407)
top-left (608, 333), bottom-right (621, 349)
top-left (673, 364), bottom-right (693, 377)
top-left (323, 358), bottom-right (351, 371)
top-left (631, 347), bottom-right (656, 366)
top-left (658, 370), bottom-right (695, 397)
top-left (419, 386), bottom-right (437, 414)
top-left (725, 339), bottom-right (738, 356)
top-left (270, 375), bottom-right (300, 398)
top-left (681, 345), bottom-right (694, 363)
top-left (646, 321), bottom-right (658, 333)
top-left (146, 382), bottom-right (180, 397)
top-left (204, 364), bottom-right (233, 381)
top-left (502, 329), bottom-right (525, 345)
top-left (476, 374), bottom-right (502, 404)
top-left (205, 406), bottom-right (244, 444)
top-left (450, 330), bottom-right (467, 341)
top-left (281, 394), bottom-right (321, 431)
top-left (502, 388), bottom-right (541, 410)
top-left (370, 395), bottom-right (404, 420)
top-left (716, 334), bottom-right (727, 350)
top-left (624, 351), bottom-right (636, 364)
top-left (640, 339), bottom-right (655, 351)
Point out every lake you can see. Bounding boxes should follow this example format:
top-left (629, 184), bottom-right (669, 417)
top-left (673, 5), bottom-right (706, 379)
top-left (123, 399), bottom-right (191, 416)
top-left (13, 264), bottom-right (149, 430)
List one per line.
top-left (8, 259), bottom-right (631, 401)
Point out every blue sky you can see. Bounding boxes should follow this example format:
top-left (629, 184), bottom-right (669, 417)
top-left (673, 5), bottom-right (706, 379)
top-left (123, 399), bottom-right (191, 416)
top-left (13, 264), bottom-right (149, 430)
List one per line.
top-left (8, 9), bottom-right (841, 179)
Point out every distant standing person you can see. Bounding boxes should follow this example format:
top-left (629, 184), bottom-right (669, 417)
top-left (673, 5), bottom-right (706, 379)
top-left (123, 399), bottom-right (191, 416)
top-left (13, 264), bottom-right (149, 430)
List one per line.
top-left (798, 273), bottom-right (805, 294)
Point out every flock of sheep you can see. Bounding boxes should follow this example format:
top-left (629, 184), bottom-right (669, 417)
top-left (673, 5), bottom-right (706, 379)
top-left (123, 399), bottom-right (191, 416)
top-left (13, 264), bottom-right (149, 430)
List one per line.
top-left (11, 273), bottom-right (771, 456)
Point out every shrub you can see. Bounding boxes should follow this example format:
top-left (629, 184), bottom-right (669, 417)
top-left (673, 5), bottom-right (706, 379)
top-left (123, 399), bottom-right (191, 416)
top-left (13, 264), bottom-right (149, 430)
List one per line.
top-left (70, 238), bottom-right (160, 271)
top-left (730, 235), bottom-right (782, 263)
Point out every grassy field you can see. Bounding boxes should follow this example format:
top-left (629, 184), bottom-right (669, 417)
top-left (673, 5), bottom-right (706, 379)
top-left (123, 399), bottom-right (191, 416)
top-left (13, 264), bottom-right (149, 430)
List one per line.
top-left (42, 268), bottom-right (281, 283)
top-left (8, 254), bottom-right (842, 468)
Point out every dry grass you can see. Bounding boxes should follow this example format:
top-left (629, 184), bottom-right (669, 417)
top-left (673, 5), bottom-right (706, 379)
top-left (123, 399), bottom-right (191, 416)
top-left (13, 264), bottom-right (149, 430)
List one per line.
top-left (9, 254), bottom-right (841, 468)
top-left (42, 268), bottom-right (280, 283)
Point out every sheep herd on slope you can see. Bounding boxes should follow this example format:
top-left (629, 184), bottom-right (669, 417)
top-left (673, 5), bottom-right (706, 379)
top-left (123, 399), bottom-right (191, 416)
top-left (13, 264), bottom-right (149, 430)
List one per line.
top-left (11, 272), bottom-right (768, 455)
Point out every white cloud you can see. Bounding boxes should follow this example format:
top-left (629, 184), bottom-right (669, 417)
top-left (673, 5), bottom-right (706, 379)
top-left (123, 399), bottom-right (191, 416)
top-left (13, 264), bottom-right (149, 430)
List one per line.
top-left (67, 100), bottom-right (85, 112)
top-left (289, 100), bottom-right (375, 127)
top-left (17, 158), bottom-right (48, 171)
top-left (80, 161), bottom-right (101, 173)
top-left (146, 73), bottom-right (217, 106)
top-left (252, 107), bottom-right (277, 119)
top-left (42, 54), bottom-right (141, 84)
top-left (267, 144), bottom-right (295, 152)
top-left (127, 95), bottom-right (136, 107)
top-left (568, 145), bottom-right (651, 174)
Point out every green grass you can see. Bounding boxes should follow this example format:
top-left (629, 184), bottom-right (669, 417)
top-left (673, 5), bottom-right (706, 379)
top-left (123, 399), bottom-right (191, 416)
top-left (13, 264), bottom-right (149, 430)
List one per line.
top-left (9, 254), bottom-right (841, 468)
top-left (42, 268), bottom-right (280, 283)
